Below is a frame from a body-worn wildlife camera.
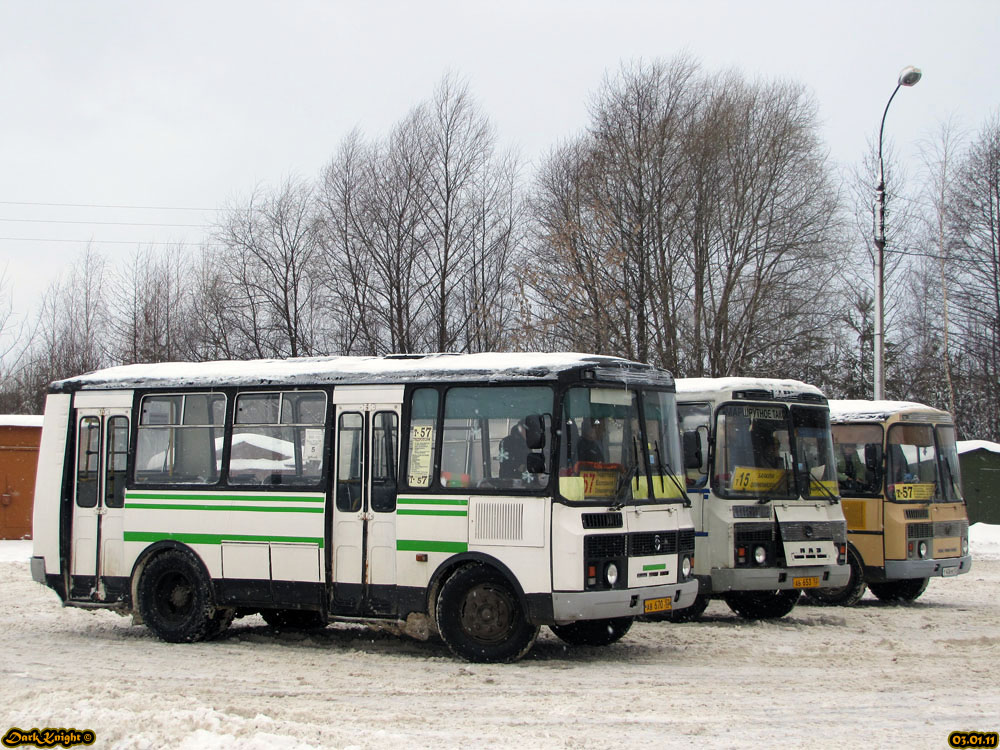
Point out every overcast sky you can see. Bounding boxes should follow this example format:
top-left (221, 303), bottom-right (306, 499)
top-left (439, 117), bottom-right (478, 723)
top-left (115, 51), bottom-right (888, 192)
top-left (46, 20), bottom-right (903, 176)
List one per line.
top-left (1, 0), bottom-right (998, 325)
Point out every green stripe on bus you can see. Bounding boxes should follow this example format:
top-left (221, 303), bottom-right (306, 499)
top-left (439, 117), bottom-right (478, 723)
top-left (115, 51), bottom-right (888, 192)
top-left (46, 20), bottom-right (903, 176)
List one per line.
top-left (125, 503), bottom-right (323, 513)
top-left (123, 531), bottom-right (324, 547)
top-left (396, 509), bottom-right (468, 517)
top-left (643, 563), bottom-right (667, 572)
top-left (125, 492), bottom-right (324, 503)
top-left (396, 539), bottom-right (468, 553)
top-left (397, 497), bottom-right (469, 506)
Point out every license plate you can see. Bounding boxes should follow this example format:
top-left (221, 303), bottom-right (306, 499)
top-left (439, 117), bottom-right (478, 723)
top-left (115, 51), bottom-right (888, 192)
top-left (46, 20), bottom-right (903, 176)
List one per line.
top-left (793, 576), bottom-right (820, 589)
top-left (643, 597), bottom-right (672, 613)
top-left (942, 566), bottom-right (959, 577)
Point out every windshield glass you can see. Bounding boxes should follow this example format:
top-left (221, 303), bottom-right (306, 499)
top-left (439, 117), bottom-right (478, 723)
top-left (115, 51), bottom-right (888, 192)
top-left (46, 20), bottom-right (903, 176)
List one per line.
top-left (832, 424), bottom-right (883, 497)
top-left (935, 425), bottom-right (964, 502)
top-left (887, 423), bottom-right (941, 501)
top-left (641, 389), bottom-right (686, 500)
top-left (715, 404), bottom-right (795, 499)
top-left (791, 406), bottom-right (839, 499)
top-left (559, 386), bottom-right (641, 503)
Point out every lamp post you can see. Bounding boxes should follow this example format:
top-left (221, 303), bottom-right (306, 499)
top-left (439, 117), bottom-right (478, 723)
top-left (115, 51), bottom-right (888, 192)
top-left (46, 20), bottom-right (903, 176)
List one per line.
top-left (873, 65), bottom-right (922, 401)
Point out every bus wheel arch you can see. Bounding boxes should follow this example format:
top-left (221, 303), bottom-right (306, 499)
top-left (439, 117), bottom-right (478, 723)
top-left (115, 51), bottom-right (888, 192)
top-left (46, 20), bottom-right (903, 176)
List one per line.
top-left (433, 558), bottom-right (539, 663)
top-left (133, 544), bottom-right (232, 642)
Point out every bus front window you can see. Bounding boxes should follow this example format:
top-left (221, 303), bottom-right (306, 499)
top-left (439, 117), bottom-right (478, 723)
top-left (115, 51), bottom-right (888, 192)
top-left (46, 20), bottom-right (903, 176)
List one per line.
top-left (791, 406), bottom-right (839, 500)
top-left (935, 425), bottom-right (964, 502)
top-left (560, 387), bottom-right (640, 502)
top-left (715, 404), bottom-right (795, 499)
top-left (887, 423), bottom-right (939, 501)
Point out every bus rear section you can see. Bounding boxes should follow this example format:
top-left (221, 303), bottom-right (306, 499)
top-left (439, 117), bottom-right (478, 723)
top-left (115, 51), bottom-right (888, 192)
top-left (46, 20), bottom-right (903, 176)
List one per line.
top-left (673, 378), bottom-right (849, 621)
top-left (30, 352), bottom-right (697, 662)
top-left (806, 400), bottom-right (972, 606)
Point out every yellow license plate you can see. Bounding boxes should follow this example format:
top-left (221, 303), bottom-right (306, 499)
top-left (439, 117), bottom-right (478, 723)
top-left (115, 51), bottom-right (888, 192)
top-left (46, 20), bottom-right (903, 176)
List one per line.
top-left (793, 576), bottom-right (820, 589)
top-left (643, 597), bottom-right (672, 613)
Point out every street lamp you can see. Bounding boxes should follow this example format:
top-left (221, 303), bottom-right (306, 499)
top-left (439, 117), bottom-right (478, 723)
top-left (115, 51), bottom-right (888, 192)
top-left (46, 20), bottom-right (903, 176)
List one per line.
top-left (873, 65), bottom-right (922, 401)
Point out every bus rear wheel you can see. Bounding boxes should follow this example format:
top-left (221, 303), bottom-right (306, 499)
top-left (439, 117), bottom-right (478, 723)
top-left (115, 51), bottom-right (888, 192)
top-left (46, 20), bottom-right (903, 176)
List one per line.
top-left (802, 547), bottom-right (867, 607)
top-left (550, 617), bottom-right (632, 646)
top-left (724, 589), bottom-right (800, 620)
top-left (436, 563), bottom-right (539, 663)
top-left (868, 577), bottom-right (929, 603)
top-left (137, 549), bottom-right (229, 643)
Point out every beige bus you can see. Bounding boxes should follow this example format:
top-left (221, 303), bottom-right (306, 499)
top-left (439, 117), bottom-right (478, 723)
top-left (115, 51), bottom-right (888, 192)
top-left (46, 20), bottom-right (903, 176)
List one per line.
top-left (805, 400), bottom-right (972, 605)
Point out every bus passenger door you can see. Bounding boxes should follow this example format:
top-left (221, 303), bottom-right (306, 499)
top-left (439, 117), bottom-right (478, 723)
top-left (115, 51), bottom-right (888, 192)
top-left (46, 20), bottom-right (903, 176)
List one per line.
top-left (331, 399), bottom-right (401, 616)
top-left (70, 407), bottom-right (130, 601)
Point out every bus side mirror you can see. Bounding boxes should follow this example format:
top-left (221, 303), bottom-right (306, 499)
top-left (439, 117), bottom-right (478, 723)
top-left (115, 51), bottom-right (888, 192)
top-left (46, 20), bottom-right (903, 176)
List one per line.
top-left (865, 444), bottom-right (880, 472)
top-left (683, 430), bottom-right (703, 470)
top-left (524, 414), bottom-right (545, 450)
top-left (526, 453), bottom-right (546, 474)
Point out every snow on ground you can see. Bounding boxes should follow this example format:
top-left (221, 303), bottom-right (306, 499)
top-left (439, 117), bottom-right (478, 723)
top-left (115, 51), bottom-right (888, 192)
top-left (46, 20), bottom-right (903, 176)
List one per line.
top-left (1, 535), bottom-right (998, 750)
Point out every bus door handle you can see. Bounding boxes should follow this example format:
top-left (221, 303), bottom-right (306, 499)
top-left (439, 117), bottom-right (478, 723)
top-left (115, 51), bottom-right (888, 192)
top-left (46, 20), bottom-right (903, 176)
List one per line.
top-left (357, 511), bottom-right (375, 521)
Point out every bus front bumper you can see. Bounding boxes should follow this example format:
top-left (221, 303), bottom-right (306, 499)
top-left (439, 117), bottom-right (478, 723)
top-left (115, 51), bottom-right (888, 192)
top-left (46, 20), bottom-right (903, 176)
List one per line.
top-left (551, 579), bottom-right (700, 623)
top-left (710, 564), bottom-right (850, 592)
top-left (882, 555), bottom-right (972, 581)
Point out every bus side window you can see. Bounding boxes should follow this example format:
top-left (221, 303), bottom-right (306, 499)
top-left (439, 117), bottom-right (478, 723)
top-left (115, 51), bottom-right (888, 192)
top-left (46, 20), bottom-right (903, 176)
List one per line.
top-left (76, 417), bottom-right (101, 508)
top-left (371, 411), bottom-right (398, 513)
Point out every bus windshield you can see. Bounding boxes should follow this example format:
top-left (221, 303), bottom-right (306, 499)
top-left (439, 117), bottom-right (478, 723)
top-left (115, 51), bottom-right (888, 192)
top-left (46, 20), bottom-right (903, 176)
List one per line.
top-left (936, 425), bottom-right (964, 502)
top-left (715, 404), bottom-right (837, 501)
top-left (886, 423), bottom-right (944, 502)
top-left (559, 387), bottom-right (683, 503)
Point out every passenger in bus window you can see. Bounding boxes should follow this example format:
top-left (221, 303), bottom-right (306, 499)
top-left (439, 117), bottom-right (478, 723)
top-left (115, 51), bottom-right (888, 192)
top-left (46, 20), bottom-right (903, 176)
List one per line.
top-left (499, 420), bottom-right (529, 479)
top-left (577, 419), bottom-right (605, 463)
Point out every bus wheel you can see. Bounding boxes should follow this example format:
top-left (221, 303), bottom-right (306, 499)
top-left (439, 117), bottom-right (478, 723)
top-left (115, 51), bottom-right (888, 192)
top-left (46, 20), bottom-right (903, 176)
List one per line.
top-left (261, 609), bottom-right (327, 631)
top-left (724, 589), bottom-right (801, 620)
top-left (868, 577), bottom-right (929, 603)
top-left (136, 550), bottom-right (225, 643)
top-left (436, 564), bottom-right (539, 663)
top-left (550, 617), bottom-right (633, 646)
top-left (802, 547), bottom-right (867, 607)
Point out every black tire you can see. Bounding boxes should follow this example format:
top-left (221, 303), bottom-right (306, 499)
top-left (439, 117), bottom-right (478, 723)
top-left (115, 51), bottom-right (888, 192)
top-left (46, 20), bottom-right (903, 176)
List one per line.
top-left (652, 592), bottom-right (710, 623)
top-left (136, 549), bottom-right (227, 643)
top-left (435, 563), bottom-right (539, 663)
top-left (802, 546), bottom-right (867, 607)
top-left (724, 588), bottom-right (801, 620)
top-left (868, 577), bottom-right (929, 603)
top-left (260, 608), bottom-right (327, 630)
top-left (550, 617), bottom-right (633, 646)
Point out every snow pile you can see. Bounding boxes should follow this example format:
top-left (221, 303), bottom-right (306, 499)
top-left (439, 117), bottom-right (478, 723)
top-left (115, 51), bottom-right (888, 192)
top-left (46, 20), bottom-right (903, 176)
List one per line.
top-left (958, 439), bottom-right (1000, 454)
top-left (970, 522), bottom-right (1000, 560)
top-left (0, 540), bottom-right (31, 562)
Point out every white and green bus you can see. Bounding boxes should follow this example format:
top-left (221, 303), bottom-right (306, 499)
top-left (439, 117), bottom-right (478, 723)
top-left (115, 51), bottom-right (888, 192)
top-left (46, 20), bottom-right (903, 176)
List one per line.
top-left (671, 378), bottom-right (849, 620)
top-left (30, 353), bottom-right (698, 662)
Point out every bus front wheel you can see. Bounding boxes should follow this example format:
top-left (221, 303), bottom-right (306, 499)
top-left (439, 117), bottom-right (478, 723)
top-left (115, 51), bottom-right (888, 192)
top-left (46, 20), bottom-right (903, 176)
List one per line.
top-left (723, 589), bottom-right (801, 620)
top-left (868, 577), bottom-right (929, 603)
top-left (802, 547), bottom-right (867, 607)
top-left (136, 549), bottom-right (230, 643)
top-left (550, 617), bottom-right (633, 646)
top-left (436, 563), bottom-right (539, 663)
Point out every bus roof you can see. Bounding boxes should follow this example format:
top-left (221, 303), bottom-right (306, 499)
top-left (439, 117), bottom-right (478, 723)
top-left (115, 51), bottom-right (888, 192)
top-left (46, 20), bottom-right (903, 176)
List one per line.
top-left (829, 399), bottom-right (952, 424)
top-left (49, 352), bottom-right (675, 392)
top-left (675, 377), bottom-right (826, 401)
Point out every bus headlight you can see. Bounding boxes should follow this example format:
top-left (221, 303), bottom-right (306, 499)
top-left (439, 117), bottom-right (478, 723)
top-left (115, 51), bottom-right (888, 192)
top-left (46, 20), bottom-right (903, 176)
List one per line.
top-left (962, 536), bottom-right (969, 556)
top-left (918, 541), bottom-right (928, 559)
top-left (681, 555), bottom-right (692, 578)
top-left (754, 546), bottom-right (767, 565)
top-left (605, 562), bottom-right (619, 586)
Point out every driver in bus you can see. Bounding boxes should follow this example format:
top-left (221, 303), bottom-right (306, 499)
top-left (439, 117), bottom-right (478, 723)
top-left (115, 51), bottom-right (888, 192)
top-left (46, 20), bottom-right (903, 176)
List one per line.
top-left (577, 418), bottom-right (605, 463)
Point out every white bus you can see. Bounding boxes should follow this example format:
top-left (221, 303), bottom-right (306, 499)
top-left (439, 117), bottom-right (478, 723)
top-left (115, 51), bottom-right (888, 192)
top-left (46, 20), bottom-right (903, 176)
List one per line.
top-left (30, 353), bottom-right (698, 662)
top-left (671, 378), bottom-right (849, 620)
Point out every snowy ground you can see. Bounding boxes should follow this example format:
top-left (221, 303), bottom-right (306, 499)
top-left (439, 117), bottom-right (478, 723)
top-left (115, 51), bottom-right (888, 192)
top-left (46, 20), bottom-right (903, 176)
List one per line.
top-left (1, 527), bottom-right (998, 750)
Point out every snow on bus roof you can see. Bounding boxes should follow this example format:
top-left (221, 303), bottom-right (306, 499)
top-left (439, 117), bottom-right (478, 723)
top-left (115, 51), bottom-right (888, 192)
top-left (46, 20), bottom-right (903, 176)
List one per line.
top-left (0, 415), bottom-right (44, 428)
top-left (51, 352), bottom-right (672, 391)
top-left (828, 399), bottom-right (950, 422)
top-left (675, 377), bottom-right (825, 398)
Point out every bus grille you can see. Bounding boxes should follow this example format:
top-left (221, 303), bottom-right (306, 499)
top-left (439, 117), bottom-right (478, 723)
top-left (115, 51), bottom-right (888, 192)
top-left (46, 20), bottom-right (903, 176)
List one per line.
top-left (780, 521), bottom-right (846, 542)
top-left (584, 534), bottom-right (626, 559)
top-left (733, 505), bottom-right (772, 519)
top-left (905, 508), bottom-right (930, 520)
top-left (628, 530), bottom-right (678, 556)
top-left (582, 512), bottom-right (624, 529)
top-left (907, 522), bottom-right (934, 539)
top-left (735, 523), bottom-right (775, 544)
top-left (679, 528), bottom-right (695, 554)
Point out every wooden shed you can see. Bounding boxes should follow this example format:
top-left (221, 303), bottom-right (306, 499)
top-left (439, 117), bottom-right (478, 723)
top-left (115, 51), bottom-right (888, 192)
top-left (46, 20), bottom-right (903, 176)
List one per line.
top-left (0, 415), bottom-right (43, 539)
top-left (958, 440), bottom-right (1000, 526)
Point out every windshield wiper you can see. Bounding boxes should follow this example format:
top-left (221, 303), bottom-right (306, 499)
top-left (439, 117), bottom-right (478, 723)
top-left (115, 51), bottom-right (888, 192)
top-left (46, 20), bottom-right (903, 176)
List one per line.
top-left (653, 440), bottom-right (692, 507)
top-left (611, 438), bottom-right (640, 510)
top-left (799, 454), bottom-right (839, 505)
